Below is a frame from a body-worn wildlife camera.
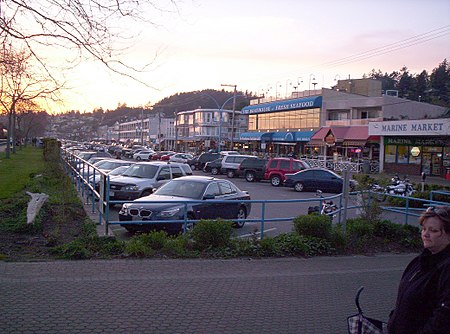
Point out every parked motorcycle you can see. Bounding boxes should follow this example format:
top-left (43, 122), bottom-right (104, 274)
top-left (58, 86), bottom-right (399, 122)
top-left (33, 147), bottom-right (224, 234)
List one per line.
top-left (308, 190), bottom-right (338, 219)
top-left (370, 175), bottom-right (415, 202)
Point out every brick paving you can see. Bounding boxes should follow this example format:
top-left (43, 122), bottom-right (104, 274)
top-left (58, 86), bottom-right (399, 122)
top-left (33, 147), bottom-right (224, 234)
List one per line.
top-left (0, 254), bottom-right (416, 333)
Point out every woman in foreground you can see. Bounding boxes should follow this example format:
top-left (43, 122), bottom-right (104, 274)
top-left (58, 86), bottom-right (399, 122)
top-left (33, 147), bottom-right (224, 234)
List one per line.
top-left (387, 205), bottom-right (450, 333)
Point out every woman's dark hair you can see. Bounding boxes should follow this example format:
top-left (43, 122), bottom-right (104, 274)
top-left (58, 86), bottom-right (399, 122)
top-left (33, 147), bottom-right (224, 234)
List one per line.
top-left (419, 206), bottom-right (450, 234)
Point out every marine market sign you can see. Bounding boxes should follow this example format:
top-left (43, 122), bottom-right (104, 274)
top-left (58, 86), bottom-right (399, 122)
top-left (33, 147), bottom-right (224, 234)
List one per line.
top-left (369, 118), bottom-right (450, 136)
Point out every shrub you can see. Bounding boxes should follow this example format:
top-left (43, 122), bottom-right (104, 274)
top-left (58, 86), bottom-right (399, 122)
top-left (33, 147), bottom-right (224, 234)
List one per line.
top-left (190, 219), bottom-right (234, 250)
top-left (139, 231), bottom-right (168, 250)
top-left (259, 237), bottom-right (281, 256)
top-left (162, 236), bottom-right (195, 257)
top-left (273, 233), bottom-right (309, 256)
top-left (125, 237), bottom-right (154, 257)
top-left (293, 214), bottom-right (332, 240)
top-left (373, 220), bottom-right (403, 241)
top-left (346, 218), bottom-right (374, 238)
top-left (51, 239), bottom-right (91, 259)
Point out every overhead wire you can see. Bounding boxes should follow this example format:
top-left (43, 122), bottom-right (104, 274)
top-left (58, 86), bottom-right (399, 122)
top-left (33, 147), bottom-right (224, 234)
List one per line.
top-left (320, 25), bottom-right (450, 68)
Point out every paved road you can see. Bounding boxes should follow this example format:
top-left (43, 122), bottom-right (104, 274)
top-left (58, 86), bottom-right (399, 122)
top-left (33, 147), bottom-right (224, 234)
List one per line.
top-left (102, 169), bottom-right (427, 240)
top-left (0, 254), bottom-right (416, 333)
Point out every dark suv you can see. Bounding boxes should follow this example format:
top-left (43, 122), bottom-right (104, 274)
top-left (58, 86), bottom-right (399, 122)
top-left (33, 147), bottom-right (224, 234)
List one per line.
top-left (195, 152), bottom-right (220, 170)
top-left (236, 157), bottom-right (268, 182)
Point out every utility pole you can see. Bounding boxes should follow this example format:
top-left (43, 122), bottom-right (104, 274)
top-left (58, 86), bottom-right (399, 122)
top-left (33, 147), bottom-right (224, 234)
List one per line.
top-left (221, 84), bottom-right (237, 150)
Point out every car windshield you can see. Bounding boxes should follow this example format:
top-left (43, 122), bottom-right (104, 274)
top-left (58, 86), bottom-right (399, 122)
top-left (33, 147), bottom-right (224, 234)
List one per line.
top-left (109, 166), bottom-right (129, 175)
top-left (154, 180), bottom-right (207, 199)
top-left (121, 164), bottom-right (158, 178)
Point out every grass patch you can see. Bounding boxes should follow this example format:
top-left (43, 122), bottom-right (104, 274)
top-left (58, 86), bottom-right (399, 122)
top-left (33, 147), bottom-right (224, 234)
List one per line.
top-left (0, 146), bottom-right (46, 199)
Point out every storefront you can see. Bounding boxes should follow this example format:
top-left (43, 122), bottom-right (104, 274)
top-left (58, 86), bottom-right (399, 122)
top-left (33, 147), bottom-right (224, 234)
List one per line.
top-left (240, 96), bottom-right (322, 155)
top-left (369, 118), bottom-right (450, 178)
top-left (306, 126), bottom-right (379, 161)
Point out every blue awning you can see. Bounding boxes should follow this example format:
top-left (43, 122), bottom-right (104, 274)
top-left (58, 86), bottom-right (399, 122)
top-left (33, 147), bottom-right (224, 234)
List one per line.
top-left (293, 130), bottom-right (316, 142)
top-left (240, 132), bottom-right (272, 141)
top-left (271, 131), bottom-right (295, 142)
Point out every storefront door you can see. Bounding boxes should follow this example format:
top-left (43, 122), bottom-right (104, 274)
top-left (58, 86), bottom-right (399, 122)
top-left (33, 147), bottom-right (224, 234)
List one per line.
top-left (422, 152), bottom-right (442, 176)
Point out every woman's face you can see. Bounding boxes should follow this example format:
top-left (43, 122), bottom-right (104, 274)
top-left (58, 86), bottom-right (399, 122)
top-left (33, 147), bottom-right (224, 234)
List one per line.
top-left (421, 217), bottom-right (450, 254)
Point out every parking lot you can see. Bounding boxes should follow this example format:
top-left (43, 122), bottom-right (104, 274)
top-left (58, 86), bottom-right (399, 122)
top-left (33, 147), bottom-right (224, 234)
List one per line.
top-left (105, 168), bottom-right (368, 239)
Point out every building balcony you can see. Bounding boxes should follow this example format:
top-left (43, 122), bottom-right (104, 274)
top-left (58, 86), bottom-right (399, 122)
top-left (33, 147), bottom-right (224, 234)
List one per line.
top-left (325, 117), bottom-right (383, 126)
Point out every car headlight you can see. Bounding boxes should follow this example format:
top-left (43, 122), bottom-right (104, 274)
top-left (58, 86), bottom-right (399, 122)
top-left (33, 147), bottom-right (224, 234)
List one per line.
top-left (119, 203), bottom-right (130, 215)
top-left (123, 184), bottom-right (139, 191)
top-left (159, 207), bottom-right (181, 217)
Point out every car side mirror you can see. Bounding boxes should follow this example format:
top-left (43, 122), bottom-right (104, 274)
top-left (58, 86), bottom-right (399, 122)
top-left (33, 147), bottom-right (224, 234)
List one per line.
top-left (203, 194), bottom-right (215, 200)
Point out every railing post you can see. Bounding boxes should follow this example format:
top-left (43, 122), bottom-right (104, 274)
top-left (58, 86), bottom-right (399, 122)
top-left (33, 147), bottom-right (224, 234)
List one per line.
top-left (260, 202), bottom-right (266, 240)
top-left (104, 175), bottom-right (110, 235)
top-left (405, 196), bottom-right (409, 225)
top-left (182, 202), bottom-right (189, 233)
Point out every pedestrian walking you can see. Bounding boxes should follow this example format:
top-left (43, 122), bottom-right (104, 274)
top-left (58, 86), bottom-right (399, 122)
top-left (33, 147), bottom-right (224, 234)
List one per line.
top-left (387, 206), bottom-right (450, 334)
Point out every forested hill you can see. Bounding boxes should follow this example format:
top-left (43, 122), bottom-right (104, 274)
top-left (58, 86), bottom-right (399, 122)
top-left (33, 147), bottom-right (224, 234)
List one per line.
top-left (97, 89), bottom-right (254, 126)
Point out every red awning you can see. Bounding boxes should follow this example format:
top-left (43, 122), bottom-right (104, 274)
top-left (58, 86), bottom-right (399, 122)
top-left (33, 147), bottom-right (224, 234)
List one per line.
top-left (310, 126), bottom-right (369, 142)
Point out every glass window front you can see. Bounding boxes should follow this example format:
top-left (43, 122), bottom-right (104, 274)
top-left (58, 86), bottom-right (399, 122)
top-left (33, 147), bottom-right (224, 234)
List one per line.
top-left (248, 108), bottom-right (320, 131)
top-left (397, 146), bottom-right (408, 163)
top-left (385, 145), bottom-right (396, 163)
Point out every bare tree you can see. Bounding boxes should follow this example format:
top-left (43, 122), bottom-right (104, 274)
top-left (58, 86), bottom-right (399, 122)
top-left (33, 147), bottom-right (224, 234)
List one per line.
top-left (16, 100), bottom-right (48, 146)
top-left (0, 1), bottom-right (178, 89)
top-left (0, 43), bottom-right (60, 158)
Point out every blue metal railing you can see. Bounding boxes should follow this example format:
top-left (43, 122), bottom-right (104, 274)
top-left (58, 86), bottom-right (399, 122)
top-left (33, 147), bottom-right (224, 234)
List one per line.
top-left (61, 148), bottom-right (450, 239)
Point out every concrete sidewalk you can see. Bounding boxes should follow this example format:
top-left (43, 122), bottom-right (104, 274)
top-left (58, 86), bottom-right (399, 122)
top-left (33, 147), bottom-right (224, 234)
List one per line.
top-left (0, 254), bottom-right (416, 334)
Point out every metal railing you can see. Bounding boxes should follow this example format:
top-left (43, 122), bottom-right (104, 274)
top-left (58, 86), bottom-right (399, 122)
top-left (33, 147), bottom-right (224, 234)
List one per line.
top-left (61, 148), bottom-right (448, 239)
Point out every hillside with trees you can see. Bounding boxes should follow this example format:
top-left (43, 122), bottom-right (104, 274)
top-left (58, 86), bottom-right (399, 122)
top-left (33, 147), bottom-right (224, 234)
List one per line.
top-left (365, 59), bottom-right (449, 108)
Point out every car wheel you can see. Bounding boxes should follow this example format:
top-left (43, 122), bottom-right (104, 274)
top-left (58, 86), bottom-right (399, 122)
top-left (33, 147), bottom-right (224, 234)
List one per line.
top-left (227, 170), bottom-right (235, 178)
top-left (271, 175), bottom-right (282, 187)
top-left (294, 182), bottom-right (304, 192)
top-left (211, 167), bottom-right (219, 175)
top-left (233, 206), bottom-right (247, 228)
top-left (245, 171), bottom-right (255, 182)
top-left (136, 156), bottom-right (141, 161)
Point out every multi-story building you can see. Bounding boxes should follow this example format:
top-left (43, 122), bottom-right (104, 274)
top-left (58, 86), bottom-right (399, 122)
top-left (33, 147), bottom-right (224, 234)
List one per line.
top-left (173, 108), bottom-right (248, 153)
top-left (113, 114), bottom-right (174, 149)
top-left (241, 78), bottom-right (449, 177)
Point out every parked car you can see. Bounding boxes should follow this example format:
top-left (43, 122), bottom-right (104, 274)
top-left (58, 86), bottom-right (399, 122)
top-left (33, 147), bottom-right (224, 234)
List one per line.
top-left (203, 158), bottom-right (223, 175)
top-left (91, 165), bottom-right (134, 193)
top-left (118, 175), bottom-right (251, 234)
top-left (264, 158), bottom-right (310, 186)
top-left (151, 151), bottom-right (175, 160)
top-left (283, 168), bottom-right (357, 193)
top-left (169, 153), bottom-right (194, 163)
top-left (93, 159), bottom-right (133, 173)
top-left (194, 152), bottom-right (220, 170)
top-left (160, 152), bottom-right (176, 161)
top-left (133, 150), bottom-right (155, 161)
top-left (236, 157), bottom-right (268, 182)
top-left (108, 161), bottom-right (193, 202)
top-left (221, 154), bottom-right (257, 178)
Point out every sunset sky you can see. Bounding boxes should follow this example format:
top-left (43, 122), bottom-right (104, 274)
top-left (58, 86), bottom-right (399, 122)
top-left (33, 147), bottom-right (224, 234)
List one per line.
top-left (52, 0), bottom-right (450, 113)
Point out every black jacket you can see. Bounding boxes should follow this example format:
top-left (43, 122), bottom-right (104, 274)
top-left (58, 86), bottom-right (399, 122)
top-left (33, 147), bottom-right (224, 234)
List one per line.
top-left (387, 244), bottom-right (450, 334)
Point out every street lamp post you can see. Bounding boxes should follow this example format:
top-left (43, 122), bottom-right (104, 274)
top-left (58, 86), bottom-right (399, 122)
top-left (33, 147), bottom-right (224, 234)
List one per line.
top-left (275, 81), bottom-right (282, 100)
top-left (220, 84), bottom-right (237, 150)
top-left (309, 74), bottom-right (316, 96)
top-left (285, 79), bottom-right (292, 98)
top-left (297, 77), bottom-right (303, 97)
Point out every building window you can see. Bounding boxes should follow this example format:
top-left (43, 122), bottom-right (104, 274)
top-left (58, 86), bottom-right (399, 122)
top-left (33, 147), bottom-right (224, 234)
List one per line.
top-left (397, 146), bottom-right (408, 163)
top-left (385, 145), bottom-right (396, 163)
